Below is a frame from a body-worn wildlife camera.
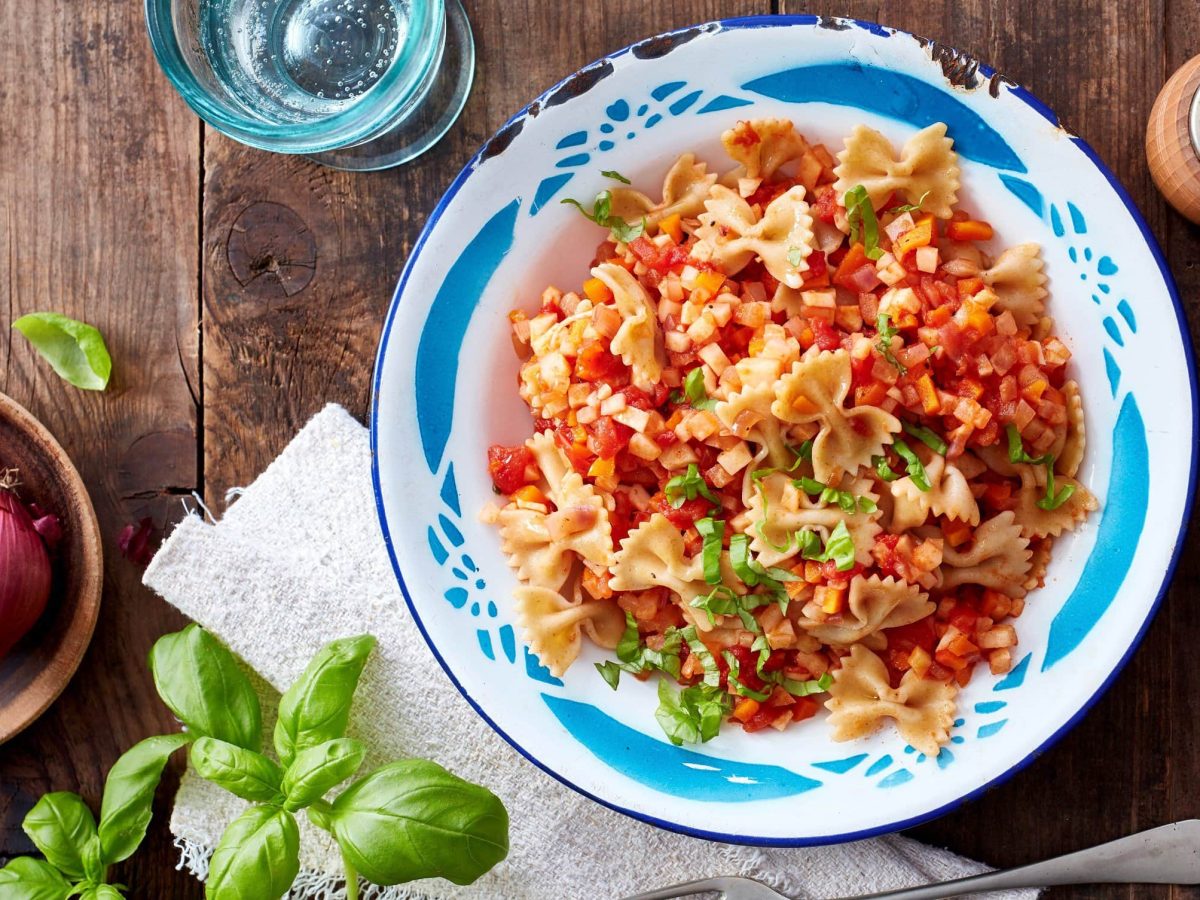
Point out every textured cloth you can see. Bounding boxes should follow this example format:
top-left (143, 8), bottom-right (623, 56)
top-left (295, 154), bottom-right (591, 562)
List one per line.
top-left (145, 404), bottom-right (1036, 900)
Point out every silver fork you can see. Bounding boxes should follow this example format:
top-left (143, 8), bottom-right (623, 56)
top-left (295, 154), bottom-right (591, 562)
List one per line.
top-left (621, 820), bottom-right (1200, 899)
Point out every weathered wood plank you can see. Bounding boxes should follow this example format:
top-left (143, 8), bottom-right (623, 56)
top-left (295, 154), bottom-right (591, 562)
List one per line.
top-left (0, 0), bottom-right (201, 893)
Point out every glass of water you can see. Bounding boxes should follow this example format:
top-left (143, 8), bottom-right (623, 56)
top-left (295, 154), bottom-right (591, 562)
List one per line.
top-left (146, 0), bottom-right (474, 170)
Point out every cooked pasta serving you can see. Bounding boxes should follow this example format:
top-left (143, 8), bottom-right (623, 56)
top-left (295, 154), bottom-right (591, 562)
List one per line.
top-left (483, 119), bottom-right (1096, 754)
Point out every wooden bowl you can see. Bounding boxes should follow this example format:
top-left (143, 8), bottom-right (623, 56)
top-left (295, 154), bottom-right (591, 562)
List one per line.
top-left (0, 392), bottom-right (103, 744)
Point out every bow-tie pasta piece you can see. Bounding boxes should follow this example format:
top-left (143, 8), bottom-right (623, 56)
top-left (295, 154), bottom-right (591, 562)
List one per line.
top-left (800, 575), bottom-right (933, 645)
top-left (607, 152), bottom-right (717, 227)
top-left (515, 586), bottom-right (625, 678)
top-left (610, 514), bottom-right (715, 624)
top-left (1024, 536), bottom-right (1054, 594)
top-left (746, 471), bottom-right (881, 568)
top-left (720, 118), bottom-right (810, 183)
top-left (714, 357), bottom-right (793, 468)
top-left (936, 510), bottom-right (1034, 596)
top-left (590, 263), bottom-right (665, 391)
top-left (889, 444), bottom-right (981, 532)
top-left (1012, 466), bottom-right (1098, 539)
top-left (826, 644), bottom-right (958, 756)
top-left (833, 123), bottom-right (960, 219)
top-left (694, 185), bottom-right (814, 288)
top-left (1055, 381), bottom-right (1086, 479)
top-left (981, 243), bottom-right (1048, 328)
top-left (772, 349), bottom-right (901, 482)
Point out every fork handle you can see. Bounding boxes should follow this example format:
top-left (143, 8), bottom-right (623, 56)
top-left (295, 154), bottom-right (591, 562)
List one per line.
top-left (852, 820), bottom-right (1200, 899)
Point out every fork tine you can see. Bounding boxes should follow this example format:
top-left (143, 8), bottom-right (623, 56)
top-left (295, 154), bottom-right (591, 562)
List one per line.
top-left (617, 876), bottom-right (729, 900)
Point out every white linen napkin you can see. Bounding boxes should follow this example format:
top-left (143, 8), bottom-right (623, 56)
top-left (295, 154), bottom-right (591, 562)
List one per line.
top-left (144, 404), bottom-right (1036, 900)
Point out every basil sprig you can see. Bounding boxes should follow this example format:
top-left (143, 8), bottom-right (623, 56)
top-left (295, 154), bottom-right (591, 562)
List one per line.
top-left (4, 626), bottom-right (508, 899)
top-left (655, 680), bottom-right (731, 746)
top-left (876, 313), bottom-right (908, 374)
top-left (885, 190), bottom-right (931, 215)
top-left (844, 185), bottom-right (883, 260)
top-left (595, 613), bottom-right (683, 690)
top-left (664, 463), bottom-right (720, 509)
top-left (560, 189), bottom-right (646, 243)
top-left (1005, 424), bottom-right (1076, 510)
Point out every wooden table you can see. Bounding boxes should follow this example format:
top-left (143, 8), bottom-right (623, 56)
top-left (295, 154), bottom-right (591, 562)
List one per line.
top-left (1, 1), bottom-right (1197, 896)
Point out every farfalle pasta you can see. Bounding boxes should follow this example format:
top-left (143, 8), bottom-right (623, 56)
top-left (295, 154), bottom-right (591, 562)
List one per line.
top-left (487, 117), bottom-right (1096, 750)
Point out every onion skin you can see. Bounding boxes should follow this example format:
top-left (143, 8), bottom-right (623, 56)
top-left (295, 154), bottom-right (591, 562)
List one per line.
top-left (0, 489), bottom-right (53, 660)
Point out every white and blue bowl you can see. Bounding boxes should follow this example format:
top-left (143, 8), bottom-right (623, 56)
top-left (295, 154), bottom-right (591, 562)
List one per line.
top-left (371, 17), bottom-right (1197, 845)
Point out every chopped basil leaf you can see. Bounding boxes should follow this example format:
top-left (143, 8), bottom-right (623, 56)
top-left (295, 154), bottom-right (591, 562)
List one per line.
top-left (605, 613), bottom-right (682, 681)
top-left (873, 454), bottom-right (900, 482)
top-left (595, 661), bottom-right (622, 690)
top-left (875, 313), bottom-right (908, 374)
top-left (794, 476), bottom-right (875, 514)
top-left (786, 246), bottom-right (805, 268)
top-left (820, 520), bottom-right (857, 571)
top-left (844, 185), bottom-right (884, 260)
top-left (668, 389), bottom-right (685, 404)
top-left (796, 529), bottom-right (824, 560)
top-left (561, 189), bottom-right (644, 243)
top-left (601, 169), bottom-right (632, 184)
top-left (729, 533), bottom-right (799, 612)
top-left (664, 463), bottom-right (719, 510)
top-left (616, 612), bottom-right (641, 663)
top-left (902, 421), bottom-right (948, 455)
top-left (1036, 467), bottom-right (1077, 511)
top-left (723, 651), bottom-right (772, 702)
top-left (683, 367), bottom-right (718, 411)
top-left (1006, 425), bottom-right (1071, 509)
top-left (892, 439), bottom-right (931, 491)
top-left (690, 585), bottom-right (740, 625)
top-left (655, 680), bottom-right (731, 746)
top-left (681, 625), bottom-right (722, 687)
top-left (1006, 424), bottom-right (1051, 466)
top-left (752, 634), bottom-right (772, 673)
top-left (885, 190), bottom-right (932, 215)
top-left (796, 439), bottom-right (814, 461)
top-left (775, 671), bottom-right (834, 697)
top-left (696, 517), bottom-right (725, 585)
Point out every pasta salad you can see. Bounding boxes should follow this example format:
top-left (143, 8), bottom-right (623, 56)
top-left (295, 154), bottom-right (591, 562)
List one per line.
top-left (483, 118), bottom-right (1096, 755)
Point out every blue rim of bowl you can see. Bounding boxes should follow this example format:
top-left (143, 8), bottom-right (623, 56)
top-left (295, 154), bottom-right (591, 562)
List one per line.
top-left (370, 14), bottom-right (1199, 847)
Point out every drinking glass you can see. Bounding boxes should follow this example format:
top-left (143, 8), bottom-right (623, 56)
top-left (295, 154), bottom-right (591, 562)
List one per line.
top-left (146, 0), bottom-right (475, 170)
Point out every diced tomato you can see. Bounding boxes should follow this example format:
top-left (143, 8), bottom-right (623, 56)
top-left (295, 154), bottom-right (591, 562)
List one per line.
top-left (648, 492), bottom-right (712, 530)
top-left (957, 276), bottom-right (985, 298)
top-left (486, 444), bottom-right (536, 494)
top-left (813, 185), bottom-right (839, 223)
top-left (554, 423), bottom-right (593, 474)
top-left (590, 416), bottom-right (633, 459)
top-left (806, 249), bottom-right (828, 278)
top-left (887, 616), bottom-right (937, 655)
top-left (575, 341), bottom-right (626, 382)
top-left (811, 317), bottom-right (841, 351)
top-left (629, 235), bottom-right (692, 273)
top-left (623, 383), bottom-right (669, 410)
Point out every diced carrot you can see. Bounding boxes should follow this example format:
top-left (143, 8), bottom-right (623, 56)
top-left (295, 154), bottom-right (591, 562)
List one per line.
top-left (816, 584), bottom-right (846, 614)
top-left (958, 377), bottom-right (985, 400)
top-left (926, 305), bottom-right (953, 327)
top-left (512, 485), bottom-right (548, 505)
top-left (893, 215), bottom-right (935, 260)
top-left (582, 277), bottom-right (613, 304)
top-left (982, 481), bottom-right (1013, 508)
top-left (855, 381), bottom-right (888, 407)
top-left (1021, 378), bottom-right (1049, 404)
top-left (915, 374), bottom-right (940, 415)
top-left (948, 632), bottom-right (979, 657)
top-left (659, 213), bottom-right (683, 244)
top-left (582, 567), bottom-right (613, 600)
top-left (748, 337), bottom-right (765, 357)
top-left (942, 518), bottom-right (973, 548)
top-left (832, 242), bottom-right (870, 289)
top-left (908, 645), bottom-right (933, 678)
top-left (588, 457), bottom-right (615, 477)
top-left (791, 393), bottom-right (820, 415)
top-left (981, 589), bottom-right (1014, 621)
top-left (946, 220), bottom-right (995, 242)
top-left (804, 561), bottom-right (824, 584)
top-left (694, 270), bottom-right (725, 296)
top-left (798, 327), bottom-right (816, 350)
top-left (935, 648), bottom-right (970, 671)
top-left (957, 276), bottom-right (985, 297)
top-left (733, 698), bottom-right (761, 722)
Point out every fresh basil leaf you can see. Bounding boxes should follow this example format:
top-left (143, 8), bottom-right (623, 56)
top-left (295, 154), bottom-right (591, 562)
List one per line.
top-left (795, 439), bottom-right (814, 461)
top-left (328, 760), bottom-right (509, 886)
top-left (595, 660), bottom-right (623, 690)
top-left (902, 421), bottom-right (948, 455)
top-left (751, 634), bottom-right (772, 673)
top-left (796, 528), bottom-right (824, 560)
top-left (149, 625), bottom-right (262, 751)
top-left (609, 216), bottom-right (646, 243)
top-left (593, 190), bottom-right (612, 224)
top-left (668, 389), bottom-right (685, 405)
top-left (640, 628), bottom-right (683, 679)
top-left (207, 806), bottom-right (300, 900)
top-left (664, 463), bottom-right (719, 509)
top-left (820, 520), bottom-right (857, 571)
top-left (885, 190), bottom-right (932, 214)
top-left (615, 612), bottom-right (641, 663)
top-left (281, 738), bottom-right (366, 812)
top-left (560, 197), bottom-right (600, 223)
top-left (1005, 424), bottom-right (1051, 466)
top-left (0, 857), bottom-right (73, 900)
top-left (695, 517), bottom-right (725, 584)
top-left (78, 886), bottom-right (124, 900)
top-left (654, 680), bottom-right (730, 746)
top-left (690, 585), bottom-right (740, 625)
top-left (682, 366), bottom-right (717, 411)
top-left (601, 169), bottom-right (631, 184)
top-left (190, 738), bottom-right (285, 805)
top-left (274, 634), bottom-right (376, 767)
top-left (872, 454), bottom-right (898, 481)
top-left (97, 733), bottom-right (192, 865)
top-left (844, 185), bottom-right (883, 260)
top-left (12, 312), bottom-right (112, 391)
top-left (892, 439), bottom-right (931, 491)
top-left (774, 671), bottom-right (834, 697)
top-left (875, 313), bottom-right (908, 374)
top-left (21, 792), bottom-right (97, 880)
top-left (1037, 466), bottom-right (1076, 511)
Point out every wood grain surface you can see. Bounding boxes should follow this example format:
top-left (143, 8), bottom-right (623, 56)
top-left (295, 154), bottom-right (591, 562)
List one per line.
top-left (2, 1), bottom-right (1198, 897)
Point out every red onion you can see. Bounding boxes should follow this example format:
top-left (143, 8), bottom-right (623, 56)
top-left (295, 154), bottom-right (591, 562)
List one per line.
top-left (0, 483), bottom-right (53, 660)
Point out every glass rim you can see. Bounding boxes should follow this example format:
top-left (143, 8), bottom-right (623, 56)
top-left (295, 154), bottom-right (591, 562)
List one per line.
top-left (145, 0), bottom-right (446, 153)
